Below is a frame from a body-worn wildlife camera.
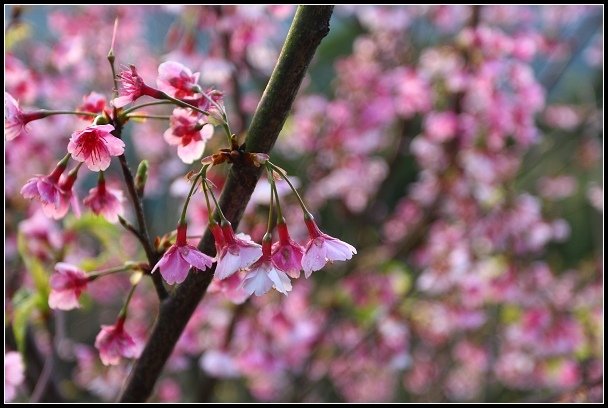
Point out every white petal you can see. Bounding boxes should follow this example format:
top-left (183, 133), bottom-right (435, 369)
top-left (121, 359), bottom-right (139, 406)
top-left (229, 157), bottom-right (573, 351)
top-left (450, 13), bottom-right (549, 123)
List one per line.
top-left (267, 266), bottom-right (292, 295)
top-left (302, 241), bottom-right (327, 278)
top-left (242, 268), bottom-right (273, 296)
top-left (324, 238), bottom-right (356, 262)
top-left (215, 251), bottom-right (242, 280)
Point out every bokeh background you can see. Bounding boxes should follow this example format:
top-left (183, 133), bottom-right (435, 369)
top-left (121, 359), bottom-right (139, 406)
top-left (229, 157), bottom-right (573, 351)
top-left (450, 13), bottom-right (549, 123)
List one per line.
top-left (5, 5), bottom-right (603, 403)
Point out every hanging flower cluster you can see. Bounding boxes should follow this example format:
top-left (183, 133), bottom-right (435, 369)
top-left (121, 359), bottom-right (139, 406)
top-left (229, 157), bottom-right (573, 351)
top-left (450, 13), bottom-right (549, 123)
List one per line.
top-left (6, 52), bottom-right (355, 367)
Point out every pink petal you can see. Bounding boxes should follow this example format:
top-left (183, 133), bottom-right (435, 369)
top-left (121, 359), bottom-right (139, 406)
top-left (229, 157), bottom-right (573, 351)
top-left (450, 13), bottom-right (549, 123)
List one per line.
top-left (302, 240), bottom-right (327, 278)
top-left (179, 245), bottom-right (213, 271)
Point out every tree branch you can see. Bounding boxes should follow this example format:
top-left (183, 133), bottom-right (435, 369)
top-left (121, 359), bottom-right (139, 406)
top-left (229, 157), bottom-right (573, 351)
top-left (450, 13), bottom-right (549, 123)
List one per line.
top-left (118, 6), bottom-right (334, 402)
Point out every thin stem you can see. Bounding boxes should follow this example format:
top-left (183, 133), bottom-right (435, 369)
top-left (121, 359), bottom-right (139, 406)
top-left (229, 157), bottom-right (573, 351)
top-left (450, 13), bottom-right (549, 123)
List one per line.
top-left (271, 175), bottom-right (284, 222)
top-left (204, 178), bottom-right (228, 222)
top-left (179, 169), bottom-right (205, 225)
top-left (201, 178), bottom-right (215, 225)
top-left (267, 162), bottom-right (310, 216)
top-left (126, 114), bottom-right (171, 120)
top-left (118, 281), bottom-right (139, 320)
top-left (161, 92), bottom-right (210, 116)
top-left (118, 215), bottom-right (146, 245)
top-left (200, 90), bottom-right (224, 114)
top-left (88, 264), bottom-right (133, 280)
top-left (40, 110), bottom-right (98, 118)
top-left (29, 349), bottom-right (53, 403)
top-left (121, 101), bottom-right (175, 116)
top-left (266, 172), bottom-right (274, 236)
top-left (108, 18), bottom-right (119, 98)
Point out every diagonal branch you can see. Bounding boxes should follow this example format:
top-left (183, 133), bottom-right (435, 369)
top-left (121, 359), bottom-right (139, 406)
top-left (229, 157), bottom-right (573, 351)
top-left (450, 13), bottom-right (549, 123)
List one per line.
top-left (119, 6), bottom-right (334, 402)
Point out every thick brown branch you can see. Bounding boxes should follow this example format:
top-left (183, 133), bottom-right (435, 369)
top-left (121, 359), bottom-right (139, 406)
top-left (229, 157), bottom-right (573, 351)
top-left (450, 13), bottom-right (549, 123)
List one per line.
top-left (119, 6), bottom-right (334, 402)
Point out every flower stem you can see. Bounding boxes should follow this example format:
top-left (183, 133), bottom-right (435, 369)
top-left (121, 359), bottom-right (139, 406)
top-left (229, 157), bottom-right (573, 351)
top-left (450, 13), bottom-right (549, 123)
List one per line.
top-left (40, 110), bottom-right (98, 118)
top-left (204, 178), bottom-right (228, 223)
top-left (161, 92), bottom-right (210, 116)
top-left (121, 100), bottom-right (175, 115)
top-left (265, 170), bottom-right (274, 236)
top-left (126, 114), bottom-right (171, 121)
top-left (88, 264), bottom-right (133, 280)
top-left (267, 162), bottom-right (311, 217)
top-left (118, 281), bottom-right (139, 320)
top-left (178, 167), bottom-right (207, 226)
top-left (201, 176), bottom-right (215, 225)
top-left (270, 175), bottom-right (284, 223)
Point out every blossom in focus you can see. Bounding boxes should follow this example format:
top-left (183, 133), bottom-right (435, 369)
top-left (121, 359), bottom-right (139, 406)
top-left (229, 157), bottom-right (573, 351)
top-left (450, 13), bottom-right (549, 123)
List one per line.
top-left (271, 221), bottom-right (304, 278)
top-left (83, 177), bottom-right (125, 223)
top-left (48, 262), bottom-right (89, 310)
top-left (67, 124), bottom-right (124, 171)
top-left (94, 317), bottom-right (139, 366)
top-left (164, 108), bottom-right (214, 164)
top-left (112, 65), bottom-right (164, 108)
top-left (243, 238), bottom-right (292, 296)
top-left (4, 351), bottom-right (25, 402)
top-left (301, 217), bottom-right (357, 277)
top-left (157, 61), bottom-right (201, 99)
top-left (215, 223), bottom-right (263, 280)
top-left (151, 223), bottom-right (214, 285)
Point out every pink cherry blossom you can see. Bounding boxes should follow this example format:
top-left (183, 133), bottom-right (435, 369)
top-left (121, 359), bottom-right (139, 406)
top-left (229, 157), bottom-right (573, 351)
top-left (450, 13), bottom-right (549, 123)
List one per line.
top-left (164, 108), bottom-right (214, 164)
top-left (301, 217), bottom-right (357, 277)
top-left (208, 270), bottom-right (250, 304)
top-left (78, 91), bottom-right (107, 115)
top-left (4, 351), bottom-right (25, 402)
top-left (151, 223), bottom-right (214, 285)
top-left (215, 222), bottom-right (263, 280)
top-left (67, 124), bottom-right (124, 171)
top-left (94, 317), bottom-right (139, 366)
top-left (112, 65), bottom-right (164, 108)
top-left (4, 92), bottom-right (45, 141)
top-left (156, 61), bottom-right (201, 99)
top-left (48, 262), bottom-right (89, 310)
top-left (271, 222), bottom-right (304, 278)
top-left (20, 163), bottom-right (77, 220)
top-left (83, 177), bottom-right (125, 223)
top-left (243, 239), bottom-right (292, 296)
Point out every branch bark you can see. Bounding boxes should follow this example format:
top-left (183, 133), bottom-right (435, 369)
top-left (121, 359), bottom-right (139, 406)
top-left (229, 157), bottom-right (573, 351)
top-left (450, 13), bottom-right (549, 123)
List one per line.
top-left (119, 6), bottom-right (334, 402)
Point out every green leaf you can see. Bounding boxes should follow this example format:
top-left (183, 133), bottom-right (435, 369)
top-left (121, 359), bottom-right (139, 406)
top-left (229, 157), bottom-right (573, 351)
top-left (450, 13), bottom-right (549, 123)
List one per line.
top-left (12, 289), bottom-right (42, 354)
top-left (17, 232), bottom-right (50, 305)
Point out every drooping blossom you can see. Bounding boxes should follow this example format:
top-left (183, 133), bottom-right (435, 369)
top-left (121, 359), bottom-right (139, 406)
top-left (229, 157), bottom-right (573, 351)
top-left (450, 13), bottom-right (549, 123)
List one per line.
top-left (67, 124), bottom-right (124, 171)
top-left (20, 162), bottom-right (79, 219)
top-left (156, 61), bottom-right (201, 99)
top-left (151, 223), bottom-right (214, 285)
top-left (243, 238), bottom-right (292, 296)
top-left (94, 317), bottom-right (139, 366)
top-left (215, 222), bottom-right (263, 280)
top-left (301, 216), bottom-right (357, 277)
top-left (271, 221), bottom-right (304, 278)
top-left (208, 270), bottom-right (250, 304)
top-left (112, 65), bottom-right (165, 108)
top-left (48, 262), bottom-right (89, 310)
top-left (83, 176), bottom-right (125, 223)
top-left (4, 351), bottom-right (25, 402)
top-left (78, 91), bottom-right (107, 115)
top-left (4, 92), bottom-right (46, 140)
top-left (164, 108), bottom-right (214, 163)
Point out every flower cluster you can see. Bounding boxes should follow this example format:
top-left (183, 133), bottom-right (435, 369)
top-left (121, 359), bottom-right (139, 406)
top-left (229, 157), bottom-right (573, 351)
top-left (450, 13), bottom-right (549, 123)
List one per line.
top-left (7, 50), bottom-right (356, 372)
